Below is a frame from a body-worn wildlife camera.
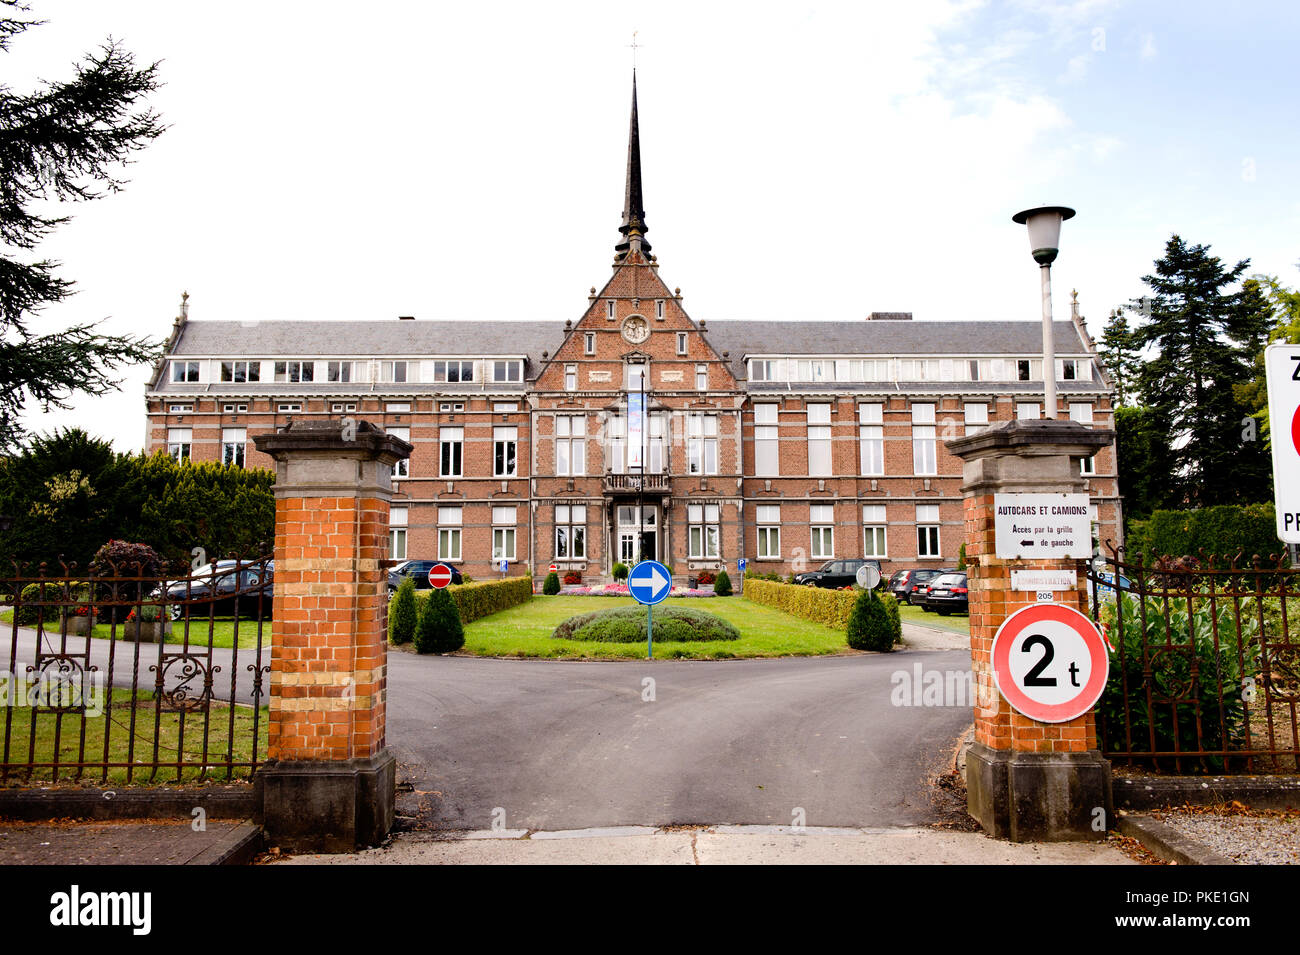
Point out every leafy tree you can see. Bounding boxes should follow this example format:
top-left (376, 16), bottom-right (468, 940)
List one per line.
top-left (1113, 405), bottom-right (1177, 523)
top-left (1096, 308), bottom-right (1140, 407)
top-left (0, 2), bottom-right (166, 449)
top-left (1129, 235), bottom-right (1273, 507)
top-left (1234, 271), bottom-right (1300, 448)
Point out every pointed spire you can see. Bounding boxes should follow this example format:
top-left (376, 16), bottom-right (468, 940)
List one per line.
top-left (615, 71), bottom-right (651, 262)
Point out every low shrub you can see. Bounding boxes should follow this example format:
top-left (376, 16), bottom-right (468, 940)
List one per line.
top-left (542, 571), bottom-right (561, 595)
top-left (879, 591), bottom-right (902, 643)
top-left (697, 570), bottom-right (716, 585)
top-left (846, 590), bottom-right (894, 652)
top-left (611, 562), bottom-right (629, 581)
top-left (552, 606), bottom-right (741, 643)
top-left (713, 568), bottom-right (732, 596)
top-left (414, 587), bottom-right (464, 654)
top-left (15, 580), bottom-right (91, 626)
top-left (388, 577), bottom-right (418, 644)
top-left (743, 579), bottom-right (857, 630)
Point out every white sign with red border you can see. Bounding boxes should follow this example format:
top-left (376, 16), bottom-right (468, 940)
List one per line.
top-left (427, 563), bottom-right (455, 590)
top-left (1264, 343), bottom-right (1300, 543)
top-left (991, 603), bottom-right (1109, 724)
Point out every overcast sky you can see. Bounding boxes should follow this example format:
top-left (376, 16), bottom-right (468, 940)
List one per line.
top-left (11, 0), bottom-right (1300, 452)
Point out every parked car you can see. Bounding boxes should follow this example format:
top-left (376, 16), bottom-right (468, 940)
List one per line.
top-left (923, 572), bottom-right (969, 615)
top-left (387, 560), bottom-right (464, 595)
top-left (792, 559), bottom-right (882, 589)
top-left (887, 568), bottom-right (950, 606)
top-left (164, 565), bottom-right (274, 620)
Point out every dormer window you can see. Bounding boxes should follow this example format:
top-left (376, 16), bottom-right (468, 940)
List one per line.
top-left (492, 360), bottom-right (522, 383)
top-left (274, 360), bottom-right (314, 383)
top-left (171, 361), bottom-right (200, 383)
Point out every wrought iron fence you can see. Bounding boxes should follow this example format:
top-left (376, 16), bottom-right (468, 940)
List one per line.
top-left (1, 555), bottom-right (272, 785)
top-left (1087, 545), bottom-right (1299, 773)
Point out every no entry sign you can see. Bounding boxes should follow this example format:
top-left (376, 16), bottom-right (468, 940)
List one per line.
top-left (991, 603), bottom-right (1109, 724)
top-left (427, 563), bottom-right (455, 590)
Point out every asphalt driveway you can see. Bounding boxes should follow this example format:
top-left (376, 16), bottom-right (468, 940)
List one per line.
top-left (386, 648), bottom-right (973, 831)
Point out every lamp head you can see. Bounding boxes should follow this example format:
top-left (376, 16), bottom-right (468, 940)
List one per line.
top-left (1012, 206), bottom-right (1076, 265)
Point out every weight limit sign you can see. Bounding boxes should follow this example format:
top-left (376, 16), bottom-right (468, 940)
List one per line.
top-left (990, 603), bottom-right (1109, 724)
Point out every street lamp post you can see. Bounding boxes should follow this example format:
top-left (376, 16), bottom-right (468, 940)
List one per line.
top-left (1011, 206), bottom-right (1075, 420)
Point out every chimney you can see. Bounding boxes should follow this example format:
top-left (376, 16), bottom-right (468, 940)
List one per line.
top-left (398, 315), bottom-right (415, 321)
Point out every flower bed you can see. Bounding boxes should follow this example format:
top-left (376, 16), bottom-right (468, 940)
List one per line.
top-left (559, 583), bottom-right (715, 597)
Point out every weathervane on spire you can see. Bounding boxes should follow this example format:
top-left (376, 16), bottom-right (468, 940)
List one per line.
top-left (628, 30), bottom-right (641, 69)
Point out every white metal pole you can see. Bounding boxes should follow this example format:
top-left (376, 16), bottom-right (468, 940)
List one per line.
top-left (1040, 263), bottom-right (1057, 419)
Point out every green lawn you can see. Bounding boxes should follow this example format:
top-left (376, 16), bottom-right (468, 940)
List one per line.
top-left (2, 609), bottom-right (269, 650)
top-left (2, 688), bottom-right (269, 786)
top-left (898, 602), bottom-right (970, 636)
top-left (453, 595), bottom-right (853, 659)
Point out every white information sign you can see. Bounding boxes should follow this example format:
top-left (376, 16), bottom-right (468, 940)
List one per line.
top-left (1264, 343), bottom-right (1300, 543)
top-left (1010, 570), bottom-right (1078, 591)
top-left (994, 493), bottom-right (1092, 560)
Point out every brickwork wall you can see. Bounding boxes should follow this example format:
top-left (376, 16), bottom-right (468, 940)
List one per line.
top-left (270, 493), bottom-right (389, 761)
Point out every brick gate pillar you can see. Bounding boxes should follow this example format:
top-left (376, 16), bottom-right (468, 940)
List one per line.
top-left (946, 418), bottom-right (1114, 841)
top-left (253, 419), bottom-right (411, 852)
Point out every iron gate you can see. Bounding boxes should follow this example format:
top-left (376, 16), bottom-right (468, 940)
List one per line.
top-left (1086, 546), bottom-right (1299, 773)
top-left (2, 556), bottom-right (272, 784)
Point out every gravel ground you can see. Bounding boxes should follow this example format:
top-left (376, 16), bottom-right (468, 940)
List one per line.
top-left (1153, 806), bottom-right (1300, 864)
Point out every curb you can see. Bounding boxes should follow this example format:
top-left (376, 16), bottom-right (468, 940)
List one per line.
top-left (185, 821), bottom-right (264, 865)
top-left (1115, 813), bottom-right (1236, 866)
top-left (1114, 775), bottom-right (1300, 812)
top-left (0, 785), bottom-right (260, 822)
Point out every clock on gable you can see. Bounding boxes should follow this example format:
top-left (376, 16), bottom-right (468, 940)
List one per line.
top-left (621, 315), bottom-right (650, 345)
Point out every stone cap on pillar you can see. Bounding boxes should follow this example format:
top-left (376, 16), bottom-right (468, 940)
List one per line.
top-left (253, 420), bottom-right (412, 499)
top-left (945, 418), bottom-right (1114, 496)
top-left (254, 419), bottom-right (412, 465)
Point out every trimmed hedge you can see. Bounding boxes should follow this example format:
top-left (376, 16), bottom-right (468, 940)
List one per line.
top-left (1125, 504), bottom-right (1284, 568)
top-left (743, 579), bottom-right (858, 630)
top-left (389, 576), bottom-right (534, 630)
top-left (552, 606), bottom-right (741, 643)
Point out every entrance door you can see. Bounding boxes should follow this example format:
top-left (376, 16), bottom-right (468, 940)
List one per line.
top-left (616, 505), bottom-right (657, 564)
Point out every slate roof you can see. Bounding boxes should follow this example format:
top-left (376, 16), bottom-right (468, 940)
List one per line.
top-left (702, 320), bottom-right (1092, 379)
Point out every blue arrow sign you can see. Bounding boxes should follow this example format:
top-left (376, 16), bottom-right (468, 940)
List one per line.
top-left (628, 560), bottom-right (672, 606)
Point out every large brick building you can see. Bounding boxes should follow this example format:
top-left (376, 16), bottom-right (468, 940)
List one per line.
top-left (145, 76), bottom-right (1121, 585)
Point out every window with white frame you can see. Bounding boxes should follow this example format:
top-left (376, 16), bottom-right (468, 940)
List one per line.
top-left (222, 428), bottom-right (246, 467)
top-left (388, 427), bottom-right (410, 478)
top-left (389, 506), bottom-right (408, 561)
top-left (606, 300), bottom-right (616, 319)
top-left (912, 403), bottom-right (936, 475)
top-left (492, 360), bottom-right (522, 383)
top-left (565, 364), bottom-right (577, 391)
top-left (169, 403), bottom-right (193, 413)
top-left (433, 360), bottom-right (473, 383)
top-left (224, 403), bottom-right (249, 413)
top-left (277, 403), bottom-right (301, 413)
top-left (171, 361), bottom-right (200, 383)
top-left (646, 414), bottom-right (666, 473)
top-left (493, 402), bottom-right (518, 412)
top-left (221, 361), bottom-right (260, 383)
top-left (625, 362), bottom-right (647, 392)
top-left (964, 402), bottom-right (989, 436)
top-left (695, 364), bottom-right (708, 391)
top-left (386, 402), bottom-right (411, 413)
top-left (656, 300), bottom-right (665, 319)
top-left (810, 503), bottom-right (834, 559)
top-left (749, 359), bottom-right (776, 381)
top-left (167, 428), bottom-right (192, 461)
top-left (676, 332), bottom-right (687, 355)
top-left (687, 414), bottom-right (718, 475)
top-left (688, 503), bottom-right (720, 559)
top-left (1017, 402), bottom-right (1040, 420)
top-left (437, 506), bottom-right (462, 561)
top-left (492, 506), bottom-right (517, 561)
top-left (1069, 402), bottom-right (1097, 473)
top-left (808, 403), bottom-right (832, 476)
top-left (607, 413), bottom-right (626, 474)
top-left (756, 504), bottom-right (780, 558)
top-left (494, 426), bottom-right (517, 477)
top-left (331, 402), bottom-right (357, 413)
top-left (327, 361), bottom-right (351, 383)
top-left (584, 332), bottom-right (595, 355)
top-left (917, 503), bottom-right (940, 558)
top-left (555, 504), bottom-right (586, 560)
top-left (858, 403), bottom-right (883, 475)
top-left (439, 426), bottom-right (463, 478)
top-left (274, 360), bottom-right (313, 382)
top-left (863, 504), bottom-right (887, 557)
top-left (555, 416), bottom-right (586, 475)
top-left (754, 404), bottom-right (779, 476)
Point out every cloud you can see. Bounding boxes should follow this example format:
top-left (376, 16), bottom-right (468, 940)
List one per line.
top-left (1140, 32), bottom-right (1157, 59)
